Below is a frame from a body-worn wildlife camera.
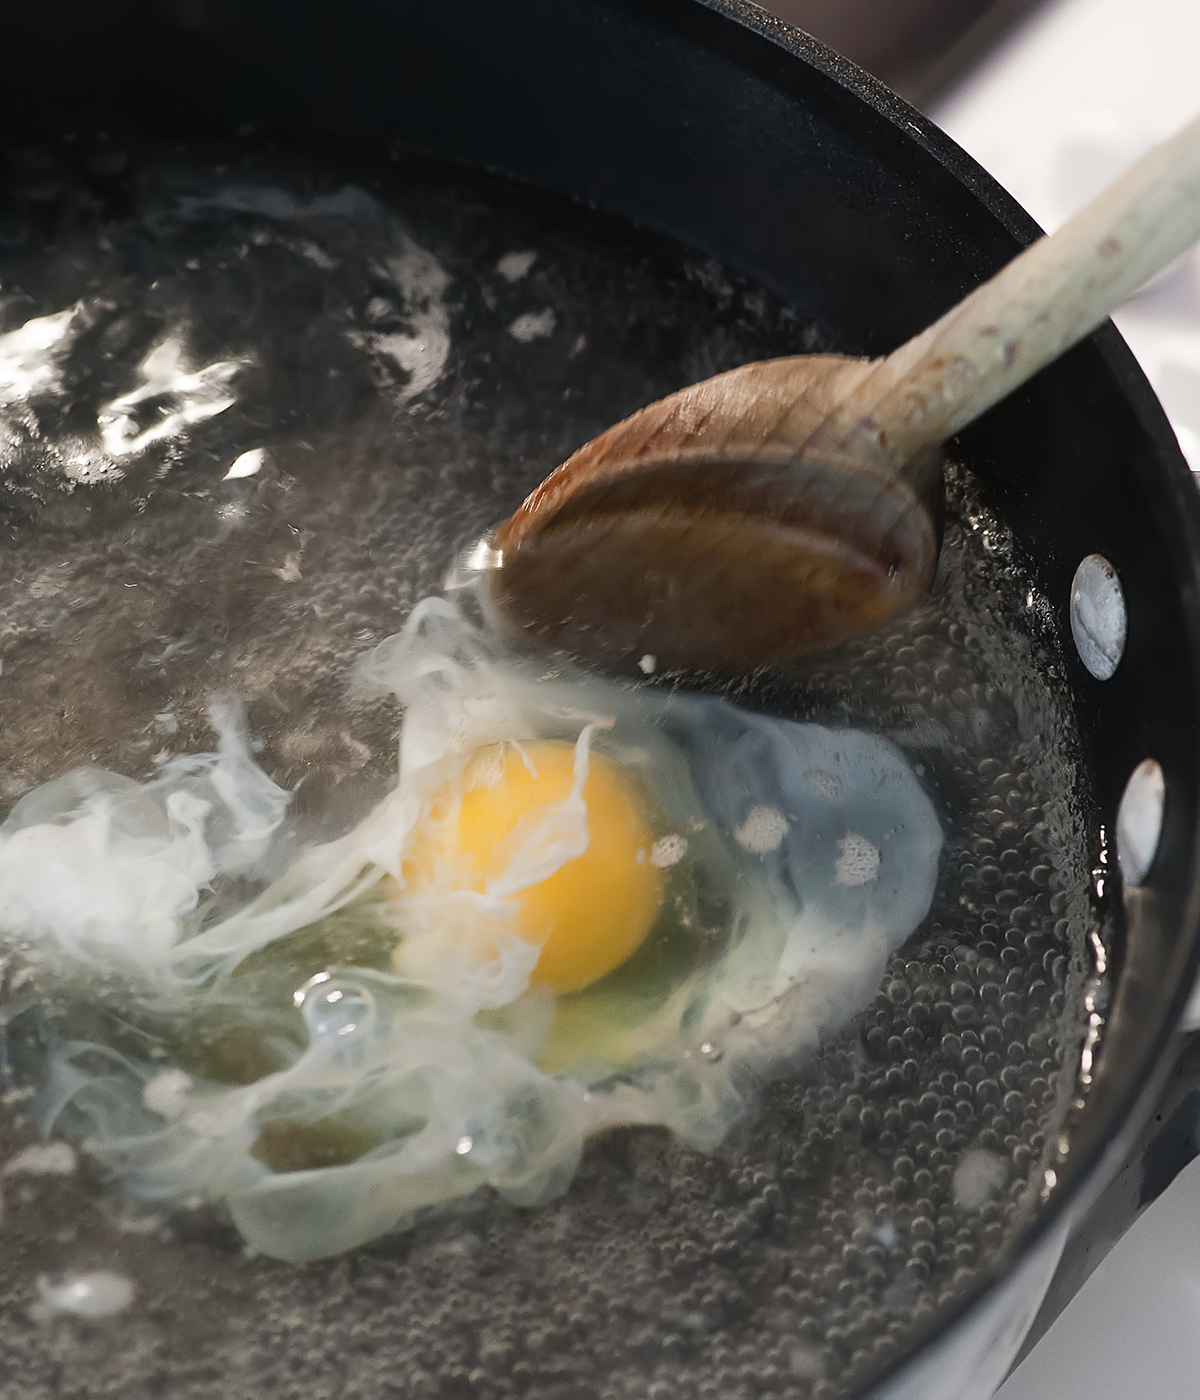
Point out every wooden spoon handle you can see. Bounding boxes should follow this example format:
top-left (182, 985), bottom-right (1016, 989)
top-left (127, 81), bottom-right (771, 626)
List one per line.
top-left (812, 111), bottom-right (1200, 469)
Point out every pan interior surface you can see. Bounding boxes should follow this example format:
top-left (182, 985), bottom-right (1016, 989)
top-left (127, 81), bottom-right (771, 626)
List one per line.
top-left (0, 139), bottom-right (1101, 1400)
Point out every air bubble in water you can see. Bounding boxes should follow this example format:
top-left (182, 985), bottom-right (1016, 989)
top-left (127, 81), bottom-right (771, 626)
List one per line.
top-left (294, 974), bottom-right (376, 1042)
top-left (455, 1120), bottom-right (514, 1175)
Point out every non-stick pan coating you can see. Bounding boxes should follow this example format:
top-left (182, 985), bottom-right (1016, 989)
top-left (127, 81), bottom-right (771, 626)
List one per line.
top-left (2, 2), bottom-right (1200, 1398)
top-left (0, 139), bottom-right (1095, 1400)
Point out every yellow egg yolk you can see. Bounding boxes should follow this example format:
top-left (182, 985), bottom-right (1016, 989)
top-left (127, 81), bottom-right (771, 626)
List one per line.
top-left (396, 741), bottom-right (663, 995)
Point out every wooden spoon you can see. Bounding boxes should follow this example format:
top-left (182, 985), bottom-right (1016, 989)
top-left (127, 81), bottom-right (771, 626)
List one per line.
top-left (482, 112), bottom-right (1200, 671)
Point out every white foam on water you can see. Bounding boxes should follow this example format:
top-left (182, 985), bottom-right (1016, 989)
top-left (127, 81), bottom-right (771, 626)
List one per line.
top-left (953, 1148), bottom-right (1009, 1211)
top-left (508, 308), bottom-right (556, 342)
top-left (4, 1141), bottom-right (77, 1177)
top-left (735, 806), bottom-right (789, 854)
top-left (36, 1270), bottom-right (135, 1318)
top-left (496, 250), bottom-right (537, 282)
top-left (352, 240), bottom-right (451, 402)
top-left (834, 833), bottom-right (881, 887)
top-left (98, 338), bottom-right (240, 457)
top-left (0, 308), bottom-right (77, 407)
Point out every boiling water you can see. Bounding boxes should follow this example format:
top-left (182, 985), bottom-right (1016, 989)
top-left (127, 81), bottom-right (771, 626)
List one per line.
top-left (0, 140), bottom-right (1099, 1400)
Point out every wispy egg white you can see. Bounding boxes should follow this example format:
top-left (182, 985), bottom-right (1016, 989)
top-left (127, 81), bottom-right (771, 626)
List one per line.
top-left (0, 600), bottom-right (942, 1261)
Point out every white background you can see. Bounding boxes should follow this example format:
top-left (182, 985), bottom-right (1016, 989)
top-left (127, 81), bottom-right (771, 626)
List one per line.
top-left (929, 1), bottom-right (1200, 1394)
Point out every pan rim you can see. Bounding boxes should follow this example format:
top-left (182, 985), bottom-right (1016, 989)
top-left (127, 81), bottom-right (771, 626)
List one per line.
top-left (685, 0), bottom-right (1200, 1391)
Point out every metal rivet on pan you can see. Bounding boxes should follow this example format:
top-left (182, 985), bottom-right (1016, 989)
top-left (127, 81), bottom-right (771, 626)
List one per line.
top-left (1117, 758), bottom-right (1165, 886)
top-left (1070, 554), bottom-right (1126, 680)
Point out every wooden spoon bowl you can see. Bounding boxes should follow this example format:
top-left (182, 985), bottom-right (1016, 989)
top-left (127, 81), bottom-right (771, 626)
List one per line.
top-left (488, 356), bottom-right (939, 669)
top-left (485, 111), bottom-right (1200, 670)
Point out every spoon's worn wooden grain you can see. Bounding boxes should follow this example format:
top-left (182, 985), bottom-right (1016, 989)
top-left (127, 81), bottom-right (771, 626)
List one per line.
top-left (488, 113), bottom-right (1200, 669)
top-left (489, 358), bottom-right (939, 669)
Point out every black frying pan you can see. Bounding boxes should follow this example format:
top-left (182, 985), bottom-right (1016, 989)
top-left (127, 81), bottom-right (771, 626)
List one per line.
top-left (1, 3), bottom-right (1199, 1398)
